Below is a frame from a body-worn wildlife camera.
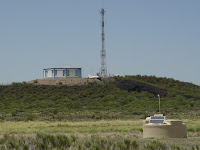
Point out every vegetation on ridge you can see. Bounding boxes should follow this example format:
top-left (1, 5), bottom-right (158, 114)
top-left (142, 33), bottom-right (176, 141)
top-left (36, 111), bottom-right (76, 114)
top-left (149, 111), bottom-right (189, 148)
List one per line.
top-left (121, 75), bottom-right (200, 97)
top-left (0, 75), bottom-right (200, 121)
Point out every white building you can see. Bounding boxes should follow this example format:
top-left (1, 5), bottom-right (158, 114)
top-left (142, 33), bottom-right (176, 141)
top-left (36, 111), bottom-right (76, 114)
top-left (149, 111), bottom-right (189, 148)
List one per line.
top-left (43, 67), bottom-right (82, 78)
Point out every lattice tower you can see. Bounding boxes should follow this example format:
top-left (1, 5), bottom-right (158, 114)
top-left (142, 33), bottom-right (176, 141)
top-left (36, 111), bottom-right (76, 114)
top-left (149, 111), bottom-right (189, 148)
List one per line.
top-left (100, 8), bottom-right (107, 77)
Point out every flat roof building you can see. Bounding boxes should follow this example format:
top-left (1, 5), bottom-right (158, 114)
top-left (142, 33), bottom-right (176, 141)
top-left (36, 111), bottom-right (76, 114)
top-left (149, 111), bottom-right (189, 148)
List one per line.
top-left (43, 67), bottom-right (82, 79)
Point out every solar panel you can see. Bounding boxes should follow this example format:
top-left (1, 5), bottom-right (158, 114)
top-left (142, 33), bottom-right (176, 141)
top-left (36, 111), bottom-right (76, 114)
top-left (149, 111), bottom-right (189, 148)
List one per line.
top-left (149, 114), bottom-right (165, 124)
top-left (149, 119), bottom-right (164, 124)
top-left (150, 116), bottom-right (165, 120)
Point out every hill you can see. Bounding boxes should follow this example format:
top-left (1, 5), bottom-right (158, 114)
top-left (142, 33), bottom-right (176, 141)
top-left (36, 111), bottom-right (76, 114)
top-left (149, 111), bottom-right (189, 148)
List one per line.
top-left (0, 75), bottom-right (200, 121)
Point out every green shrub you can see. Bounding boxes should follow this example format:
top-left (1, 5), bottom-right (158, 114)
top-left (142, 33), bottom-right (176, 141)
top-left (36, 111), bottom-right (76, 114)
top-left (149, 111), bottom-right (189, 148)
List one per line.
top-left (143, 140), bottom-right (167, 150)
top-left (33, 80), bottom-right (38, 84)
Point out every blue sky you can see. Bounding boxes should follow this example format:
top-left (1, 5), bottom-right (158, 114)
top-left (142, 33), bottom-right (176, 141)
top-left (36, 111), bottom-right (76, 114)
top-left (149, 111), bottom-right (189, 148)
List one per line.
top-left (0, 0), bottom-right (200, 85)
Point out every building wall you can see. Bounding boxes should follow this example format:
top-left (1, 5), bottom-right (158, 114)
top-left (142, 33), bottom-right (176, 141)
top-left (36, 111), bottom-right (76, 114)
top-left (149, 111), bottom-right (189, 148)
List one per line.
top-left (43, 68), bottom-right (82, 78)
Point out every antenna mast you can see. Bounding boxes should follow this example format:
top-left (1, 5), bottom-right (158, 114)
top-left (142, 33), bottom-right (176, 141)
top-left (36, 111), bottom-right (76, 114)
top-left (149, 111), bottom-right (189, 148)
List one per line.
top-left (158, 94), bottom-right (161, 114)
top-left (100, 8), bottom-right (107, 77)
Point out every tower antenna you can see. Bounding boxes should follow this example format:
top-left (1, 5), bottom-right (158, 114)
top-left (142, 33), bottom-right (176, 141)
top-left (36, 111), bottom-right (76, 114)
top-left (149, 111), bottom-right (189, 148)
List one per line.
top-left (99, 8), bottom-right (107, 77)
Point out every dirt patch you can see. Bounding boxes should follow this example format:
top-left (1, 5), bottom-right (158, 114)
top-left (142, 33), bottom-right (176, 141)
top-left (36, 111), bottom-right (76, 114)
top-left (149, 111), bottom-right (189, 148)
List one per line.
top-left (27, 78), bottom-right (102, 86)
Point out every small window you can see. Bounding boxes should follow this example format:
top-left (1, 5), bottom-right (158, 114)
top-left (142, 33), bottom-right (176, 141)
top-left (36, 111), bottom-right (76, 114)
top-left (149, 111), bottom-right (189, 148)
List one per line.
top-left (63, 70), bottom-right (65, 76)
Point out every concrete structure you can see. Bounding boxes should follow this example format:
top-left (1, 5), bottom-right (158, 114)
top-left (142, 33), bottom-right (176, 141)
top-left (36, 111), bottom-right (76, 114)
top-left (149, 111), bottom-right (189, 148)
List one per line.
top-left (43, 67), bottom-right (82, 79)
top-left (88, 74), bottom-right (100, 79)
top-left (143, 114), bottom-right (187, 138)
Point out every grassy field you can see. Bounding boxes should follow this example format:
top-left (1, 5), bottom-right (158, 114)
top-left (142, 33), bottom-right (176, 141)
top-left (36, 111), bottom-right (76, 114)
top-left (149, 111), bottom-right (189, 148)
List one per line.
top-left (0, 119), bottom-right (199, 134)
top-left (0, 120), bottom-right (142, 134)
top-left (0, 119), bottom-right (200, 149)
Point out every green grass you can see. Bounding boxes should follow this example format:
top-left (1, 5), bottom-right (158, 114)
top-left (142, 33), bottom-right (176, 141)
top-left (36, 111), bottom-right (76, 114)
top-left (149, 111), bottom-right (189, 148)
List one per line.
top-left (0, 120), bottom-right (143, 134)
top-left (0, 132), bottom-right (199, 149)
top-left (0, 119), bottom-right (199, 149)
top-left (0, 119), bottom-right (199, 134)
top-left (184, 119), bottom-right (200, 132)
